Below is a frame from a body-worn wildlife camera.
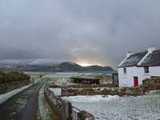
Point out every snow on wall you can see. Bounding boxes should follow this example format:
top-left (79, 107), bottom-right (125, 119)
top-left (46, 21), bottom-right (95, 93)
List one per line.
top-left (49, 88), bottom-right (61, 96)
top-left (62, 95), bottom-right (119, 103)
top-left (118, 66), bottom-right (160, 87)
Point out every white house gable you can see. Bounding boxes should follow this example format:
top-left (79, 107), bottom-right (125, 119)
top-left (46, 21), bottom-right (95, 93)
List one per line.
top-left (118, 47), bottom-right (160, 87)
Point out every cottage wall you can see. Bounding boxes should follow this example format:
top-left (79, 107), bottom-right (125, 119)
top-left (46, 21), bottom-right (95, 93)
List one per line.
top-left (118, 47), bottom-right (160, 87)
top-left (149, 66), bottom-right (160, 77)
top-left (118, 67), bottom-right (150, 87)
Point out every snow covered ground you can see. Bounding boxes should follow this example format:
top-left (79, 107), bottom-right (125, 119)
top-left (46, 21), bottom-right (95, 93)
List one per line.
top-left (0, 83), bottom-right (32, 104)
top-left (62, 92), bottom-right (160, 120)
top-left (38, 85), bottom-right (54, 120)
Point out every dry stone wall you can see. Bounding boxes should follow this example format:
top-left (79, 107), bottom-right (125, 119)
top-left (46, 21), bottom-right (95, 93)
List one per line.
top-left (44, 87), bottom-right (94, 120)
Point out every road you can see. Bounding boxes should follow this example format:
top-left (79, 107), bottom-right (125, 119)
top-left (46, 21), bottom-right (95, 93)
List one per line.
top-left (0, 77), bottom-right (48, 120)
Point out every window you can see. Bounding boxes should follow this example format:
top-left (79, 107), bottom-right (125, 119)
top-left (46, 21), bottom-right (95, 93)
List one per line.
top-left (123, 68), bottom-right (127, 74)
top-left (144, 66), bottom-right (149, 73)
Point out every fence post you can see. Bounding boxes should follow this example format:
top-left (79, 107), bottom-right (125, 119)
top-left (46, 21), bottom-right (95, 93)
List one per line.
top-left (4, 76), bottom-right (8, 93)
top-left (77, 110), bottom-right (94, 120)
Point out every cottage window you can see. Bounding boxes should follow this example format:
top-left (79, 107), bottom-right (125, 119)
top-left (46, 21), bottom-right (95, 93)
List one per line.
top-left (144, 67), bottom-right (149, 73)
top-left (123, 68), bottom-right (127, 74)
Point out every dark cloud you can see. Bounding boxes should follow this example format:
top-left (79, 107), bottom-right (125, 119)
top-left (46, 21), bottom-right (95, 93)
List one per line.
top-left (0, 0), bottom-right (160, 68)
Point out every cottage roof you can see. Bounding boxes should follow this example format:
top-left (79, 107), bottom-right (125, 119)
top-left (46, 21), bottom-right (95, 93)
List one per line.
top-left (119, 51), bottom-right (147, 68)
top-left (140, 50), bottom-right (160, 67)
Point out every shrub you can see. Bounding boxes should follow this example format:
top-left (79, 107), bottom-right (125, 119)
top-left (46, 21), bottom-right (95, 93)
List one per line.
top-left (0, 71), bottom-right (30, 84)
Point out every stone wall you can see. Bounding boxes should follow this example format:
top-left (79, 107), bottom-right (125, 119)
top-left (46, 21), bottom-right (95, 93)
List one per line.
top-left (62, 87), bottom-right (118, 96)
top-left (59, 77), bottom-right (160, 97)
top-left (77, 110), bottom-right (94, 120)
top-left (118, 86), bottom-right (144, 96)
top-left (141, 77), bottom-right (160, 92)
top-left (44, 87), bottom-right (72, 120)
top-left (0, 80), bottom-right (31, 94)
top-left (44, 87), bottom-right (95, 120)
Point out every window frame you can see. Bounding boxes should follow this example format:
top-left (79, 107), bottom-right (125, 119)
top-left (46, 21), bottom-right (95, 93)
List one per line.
top-left (144, 66), bottom-right (149, 73)
top-left (123, 68), bottom-right (127, 74)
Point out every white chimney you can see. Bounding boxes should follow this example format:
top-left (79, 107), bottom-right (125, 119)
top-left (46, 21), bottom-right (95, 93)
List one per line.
top-left (127, 51), bottom-right (133, 58)
top-left (148, 47), bottom-right (156, 53)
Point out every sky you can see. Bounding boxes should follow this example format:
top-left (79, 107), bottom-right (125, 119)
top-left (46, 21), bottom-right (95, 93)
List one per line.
top-left (0, 0), bottom-right (160, 67)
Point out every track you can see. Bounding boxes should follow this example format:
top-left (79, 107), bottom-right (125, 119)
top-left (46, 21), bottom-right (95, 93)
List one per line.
top-left (0, 78), bottom-right (47, 120)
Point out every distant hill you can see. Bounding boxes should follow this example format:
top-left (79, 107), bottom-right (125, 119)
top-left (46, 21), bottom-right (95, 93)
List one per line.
top-left (0, 59), bottom-right (114, 72)
top-left (85, 65), bottom-right (113, 72)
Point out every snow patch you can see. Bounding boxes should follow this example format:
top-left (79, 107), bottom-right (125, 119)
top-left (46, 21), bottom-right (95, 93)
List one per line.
top-left (49, 88), bottom-right (62, 96)
top-left (0, 84), bottom-right (32, 104)
top-left (38, 85), bottom-right (53, 120)
top-left (148, 90), bottom-right (160, 94)
top-left (55, 72), bottom-right (78, 75)
top-left (62, 95), bottom-right (119, 103)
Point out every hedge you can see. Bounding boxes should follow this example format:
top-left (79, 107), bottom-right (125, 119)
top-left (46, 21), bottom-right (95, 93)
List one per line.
top-left (0, 72), bottom-right (30, 84)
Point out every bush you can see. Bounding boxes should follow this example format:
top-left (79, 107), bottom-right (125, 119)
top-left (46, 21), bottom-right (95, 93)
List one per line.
top-left (0, 72), bottom-right (30, 84)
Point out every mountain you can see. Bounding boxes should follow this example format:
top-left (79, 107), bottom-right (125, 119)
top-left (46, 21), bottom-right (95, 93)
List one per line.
top-left (85, 65), bottom-right (113, 72)
top-left (0, 59), bottom-right (114, 72)
top-left (0, 59), bottom-right (65, 66)
top-left (58, 62), bottom-right (84, 71)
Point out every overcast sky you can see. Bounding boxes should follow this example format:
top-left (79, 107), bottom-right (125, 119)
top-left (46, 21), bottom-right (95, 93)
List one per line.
top-left (0, 0), bottom-right (160, 67)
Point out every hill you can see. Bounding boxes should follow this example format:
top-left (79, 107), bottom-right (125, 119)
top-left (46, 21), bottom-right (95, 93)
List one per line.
top-left (0, 59), bottom-right (114, 72)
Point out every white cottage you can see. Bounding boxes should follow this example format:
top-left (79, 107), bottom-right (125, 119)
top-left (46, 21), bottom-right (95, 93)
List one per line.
top-left (118, 47), bottom-right (160, 87)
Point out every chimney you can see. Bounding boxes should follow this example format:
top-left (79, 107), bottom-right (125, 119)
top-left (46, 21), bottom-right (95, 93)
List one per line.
top-left (127, 51), bottom-right (133, 58)
top-left (148, 46), bottom-right (156, 53)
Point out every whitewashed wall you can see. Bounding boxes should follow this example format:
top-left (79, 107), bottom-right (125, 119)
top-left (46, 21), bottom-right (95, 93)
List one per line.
top-left (118, 67), bottom-right (150, 87)
top-left (149, 66), bottom-right (160, 76)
